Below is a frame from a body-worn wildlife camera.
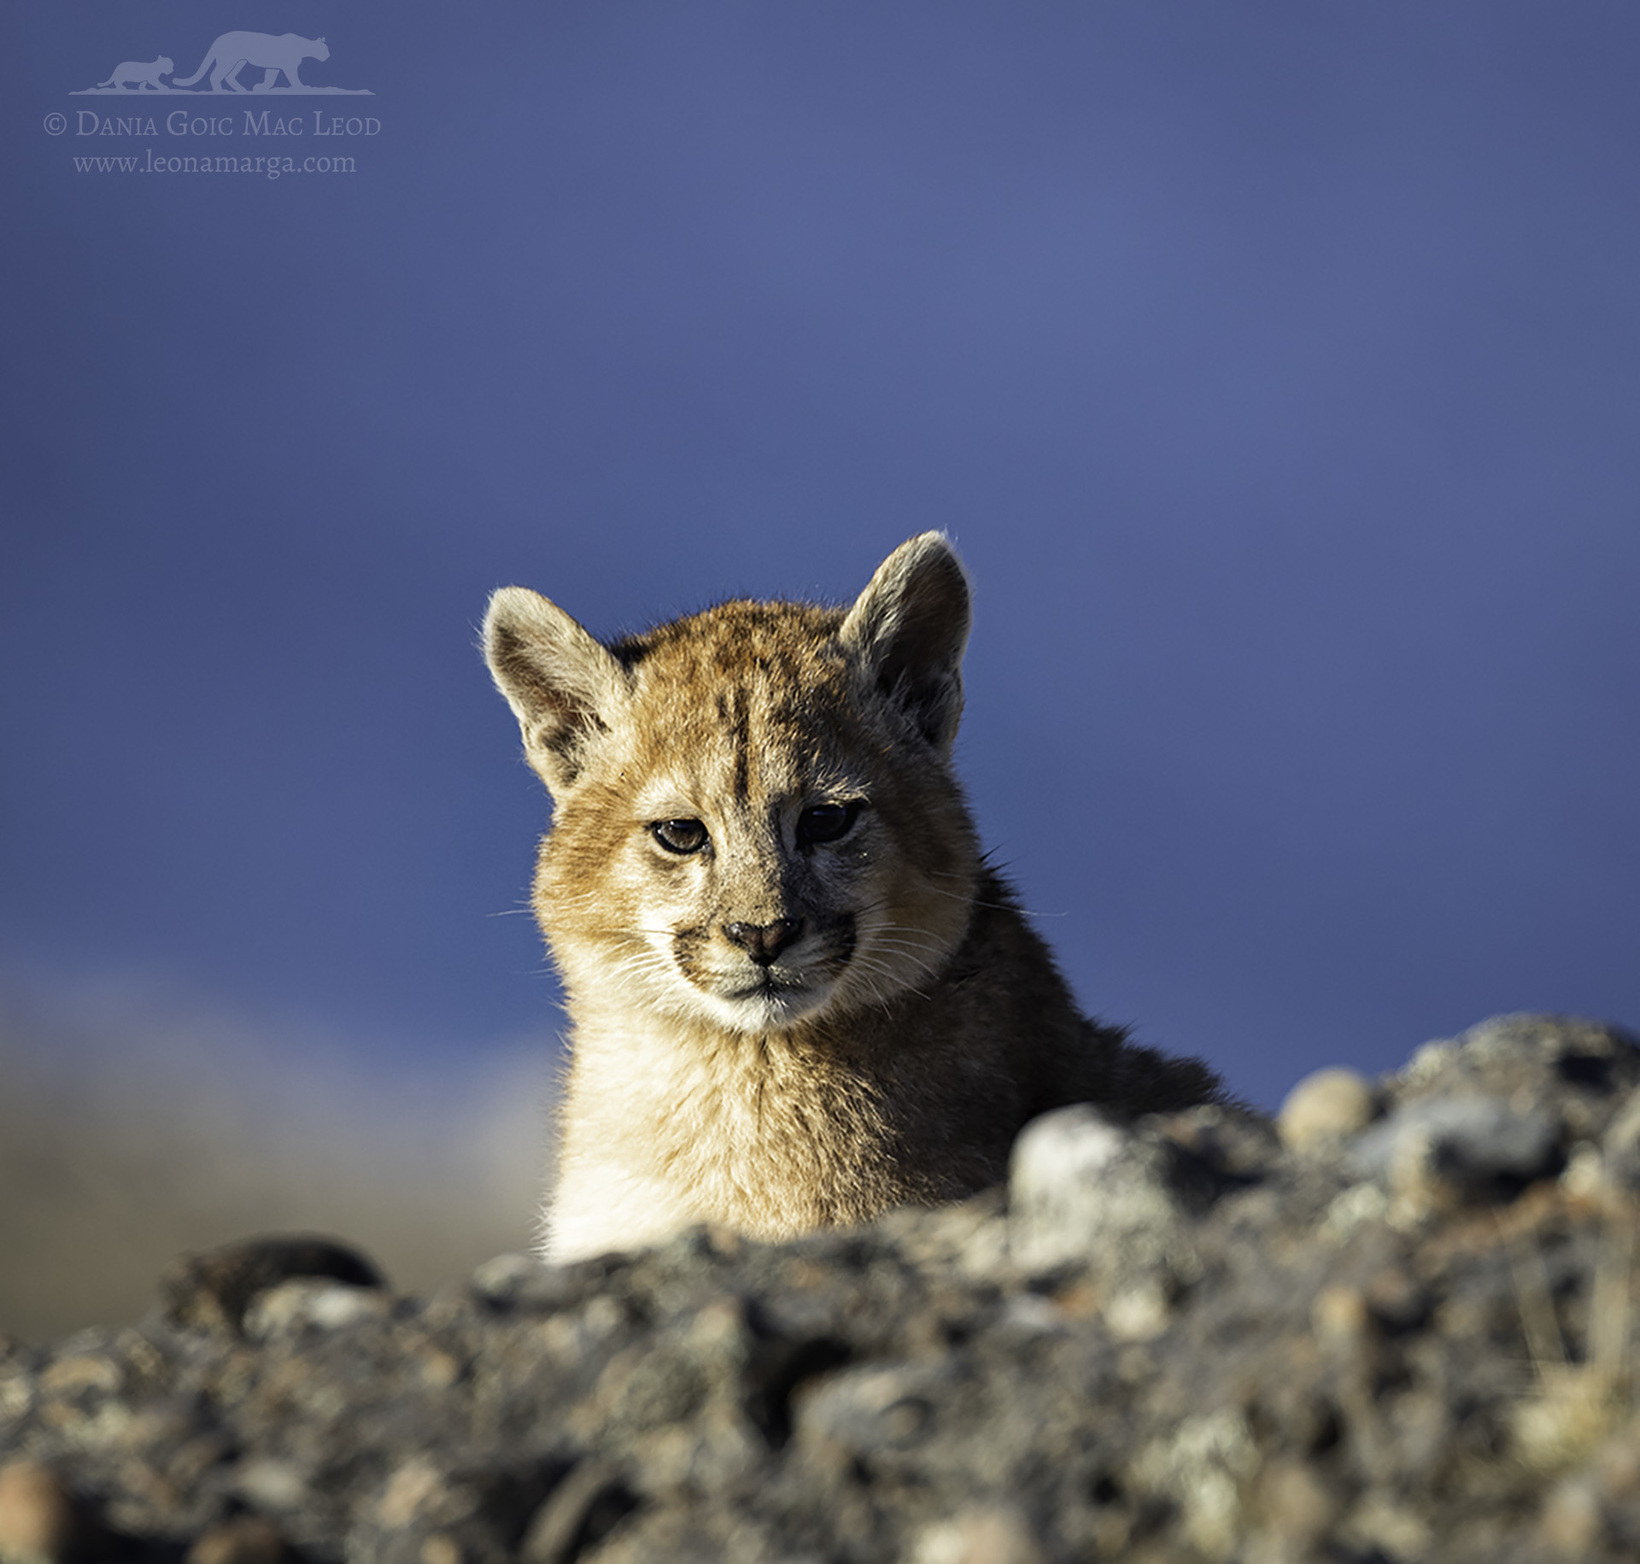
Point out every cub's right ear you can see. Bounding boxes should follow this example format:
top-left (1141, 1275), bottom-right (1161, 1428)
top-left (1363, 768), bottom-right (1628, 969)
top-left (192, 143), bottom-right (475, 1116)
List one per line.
top-left (482, 587), bottom-right (628, 797)
top-left (839, 532), bottom-right (971, 753)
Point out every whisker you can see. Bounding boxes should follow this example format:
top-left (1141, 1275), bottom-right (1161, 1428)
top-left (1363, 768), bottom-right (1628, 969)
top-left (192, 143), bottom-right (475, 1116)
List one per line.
top-left (917, 881), bottom-right (1065, 918)
top-left (869, 932), bottom-right (950, 954)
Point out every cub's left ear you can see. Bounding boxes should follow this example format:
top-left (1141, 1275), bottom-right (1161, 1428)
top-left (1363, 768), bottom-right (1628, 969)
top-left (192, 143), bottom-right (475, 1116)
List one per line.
top-left (839, 532), bottom-right (971, 752)
top-left (482, 585), bottom-right (629, 797)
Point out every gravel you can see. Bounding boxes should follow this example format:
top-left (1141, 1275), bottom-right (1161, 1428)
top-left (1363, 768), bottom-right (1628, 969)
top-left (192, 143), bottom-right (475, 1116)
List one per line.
top-left (4, 1012), bottom-right (1640, 1563)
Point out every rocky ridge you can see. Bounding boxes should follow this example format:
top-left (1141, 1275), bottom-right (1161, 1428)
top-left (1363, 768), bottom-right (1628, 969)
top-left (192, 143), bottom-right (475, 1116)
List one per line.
top-left (4, 1014), bottom-right (1640, 1563)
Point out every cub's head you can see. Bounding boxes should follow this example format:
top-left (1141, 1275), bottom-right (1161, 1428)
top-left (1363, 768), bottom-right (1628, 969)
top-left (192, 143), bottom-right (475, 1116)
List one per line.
top-left (483, 534), bottom-right (983, 1034)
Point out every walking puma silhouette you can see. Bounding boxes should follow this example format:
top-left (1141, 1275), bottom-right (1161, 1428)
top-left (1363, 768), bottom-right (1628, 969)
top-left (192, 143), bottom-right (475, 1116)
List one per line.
top-left (170, 32), bottom-right (328, 93)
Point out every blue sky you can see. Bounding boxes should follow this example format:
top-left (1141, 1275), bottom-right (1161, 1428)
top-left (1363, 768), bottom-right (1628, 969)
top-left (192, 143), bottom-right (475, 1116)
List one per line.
top-left (4, 0), bottom-right (1637, 1119)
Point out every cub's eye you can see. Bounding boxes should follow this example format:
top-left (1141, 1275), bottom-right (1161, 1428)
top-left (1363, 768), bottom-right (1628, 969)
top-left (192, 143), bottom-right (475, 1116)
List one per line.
top-left (797, 801), bottom-right (861, 848)
top-left (651, 818), bottom-right (709, 855)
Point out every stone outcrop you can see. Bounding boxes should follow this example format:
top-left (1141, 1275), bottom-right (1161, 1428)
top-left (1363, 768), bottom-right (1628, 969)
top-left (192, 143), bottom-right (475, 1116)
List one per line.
top-left (3, 1014), bottom-right (1640, 1563)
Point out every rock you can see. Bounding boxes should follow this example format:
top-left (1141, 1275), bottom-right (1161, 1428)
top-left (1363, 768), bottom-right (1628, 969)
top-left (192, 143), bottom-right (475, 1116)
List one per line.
top-left (1277, 1067), bottom-right (1377, 1151)
top-left (4, 1014), bottom-right (1640, 1564)
top-left (159, 1234), bottom-right (387, 1336)
top-left (1131, 1408), bottom-right (1258, 1560)
top-left (1400, 1015), bottom-right (1640, 1140)
top-left (911, 1505), bottom-right (1046, 1564)
top-left (796, 1361), bottom-right (951, 1462)
top-left (1539, 1474), bottom-right (1608, 1555)
top-left (1251, 1458), bottom-right (1342, 1549)
top-left (241, 1279), bottom-right (390, 1340)
top-left (517, 1460), bottom-right (633, 1564)
top-left (1007, 1106), bottom-right (1209, 1285)
top-left (0, 1461), bottom-right (79, 1564)
top-left (186, 1515), bottom-right (296, 1564)
top-left (1348, 1095), bottom-right (1561, 1206)
top-left (1599, 1093), bottom-right (1640, 1191)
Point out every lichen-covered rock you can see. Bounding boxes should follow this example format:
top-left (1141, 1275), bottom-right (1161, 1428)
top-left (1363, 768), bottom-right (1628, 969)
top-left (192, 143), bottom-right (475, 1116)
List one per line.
top-left (1, 1013), bottom-right (1639, 1563)
top-left (1007, 1106), bottom-right (1210, 1276)
top-left (1349, 1094), bottom-right (1561, 1206)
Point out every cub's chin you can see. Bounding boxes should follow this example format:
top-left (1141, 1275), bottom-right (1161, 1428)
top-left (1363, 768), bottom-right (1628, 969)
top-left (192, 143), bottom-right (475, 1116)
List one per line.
top-left (697, 975), bottom-right (839, 1034)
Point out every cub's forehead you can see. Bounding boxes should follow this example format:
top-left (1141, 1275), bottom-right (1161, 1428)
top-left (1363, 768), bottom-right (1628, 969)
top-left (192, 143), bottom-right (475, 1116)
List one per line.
top-left (607, 599), bottom-right (873, 807)
top-left (612, 598), bottom-right (846, 678)
top-left (616, 601), bottom-right (853, 716)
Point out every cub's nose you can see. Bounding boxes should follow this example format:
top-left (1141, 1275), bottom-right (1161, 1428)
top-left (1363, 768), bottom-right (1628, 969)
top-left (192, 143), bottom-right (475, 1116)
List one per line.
top-left (722, 918), bottom-right (804, 966)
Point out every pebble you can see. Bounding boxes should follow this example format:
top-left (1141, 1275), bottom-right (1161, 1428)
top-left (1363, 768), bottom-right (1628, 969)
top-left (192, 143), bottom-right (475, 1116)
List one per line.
top-left (0, 1461), bottom-right (78, 1564)
top-left (242, 1279), bottom-right (390, 1339)
top-left (1255, 1458), bottom-right (1340, 1545)
top-left (1540, 1475), bottom-right (1607, 1555)
top-left (1008, 1106), bottom-right (1198, 1277)
top-left (1599, 1093), bottom-right (1640, 1191)
top-left (912, 1505), bottom-right (1046, 1564)
top-left (186, 1515), bottom-right (295, 1564)
top-left (1310, 1285), bottom-right (1371, 1350)
top-left (1277, 1067), bottom-right (1376, 1151)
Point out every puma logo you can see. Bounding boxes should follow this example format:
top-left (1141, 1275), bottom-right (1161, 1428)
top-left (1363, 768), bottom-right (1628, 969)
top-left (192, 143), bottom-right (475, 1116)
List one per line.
top-left (170, 32), bottom-right (329, 94)
top-left (95, 57), bottom-right (174, 92)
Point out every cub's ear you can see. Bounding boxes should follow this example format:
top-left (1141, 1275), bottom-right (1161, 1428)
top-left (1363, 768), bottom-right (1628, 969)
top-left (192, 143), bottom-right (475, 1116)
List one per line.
top-left (839, 532), bottom-right (971, 752)
top-left (483, 587), bottom-right (628, 796)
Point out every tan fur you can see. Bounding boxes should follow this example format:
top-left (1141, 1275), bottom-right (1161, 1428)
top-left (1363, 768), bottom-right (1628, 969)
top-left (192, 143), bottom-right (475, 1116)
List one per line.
top-left (484, 534), bottom-right (1222, 1261)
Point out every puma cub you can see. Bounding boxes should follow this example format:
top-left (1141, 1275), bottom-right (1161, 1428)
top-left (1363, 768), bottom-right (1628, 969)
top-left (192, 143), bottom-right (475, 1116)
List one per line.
top-left (484, 534), bottom-right (1221, 1261)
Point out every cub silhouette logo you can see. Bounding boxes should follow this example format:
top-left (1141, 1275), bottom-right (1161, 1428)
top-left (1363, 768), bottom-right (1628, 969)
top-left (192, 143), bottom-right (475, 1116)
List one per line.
top-left (76, 31), bottom-right (371, 95)
top-left (95, 57), bottom-right (174, 92)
